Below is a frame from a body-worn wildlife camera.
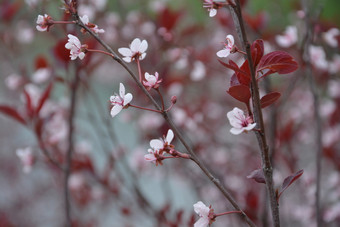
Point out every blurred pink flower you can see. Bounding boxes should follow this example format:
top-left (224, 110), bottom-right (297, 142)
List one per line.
top-left (79, 15), bottom-right (105, 34)
top-left (118, 38), bottom-right (148, 63)
top-left (227, 107), bottom-right (256, 135)
top-left (36, 14), bottom-right (52, 32)
top-left (143, 72), bottom-right (162, 90)
top-left (16, 147), bottom-right (34, 173)
top-left (323, 28), bottom-right (340, 47)
top-left (110, 83), bottom-right (133, 117)
top-left (65, 34), bottom-right (86, 60)
top-left (216, 35), bottom-right (234, 58)
top-left (309, 45), bottom-right (328, 70)
top-left (193, 201), bottom-right (212, 227)
top-left (275, 26), bottom-right (298, 48)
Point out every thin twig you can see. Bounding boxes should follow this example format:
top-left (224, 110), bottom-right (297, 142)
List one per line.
top-left (228, 1), bottom-right (280, 226)
top-left (72, 13), bottom-right (257, 227)
top-left (64, 68), bottom-right (81, 227)
top-left (301, 1), bottom-right (323, 225)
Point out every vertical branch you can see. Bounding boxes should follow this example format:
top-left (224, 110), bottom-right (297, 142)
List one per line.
top-left (64, 68), bottom-right (81, 227)
top-left (301, 0), bottom-right (323, 225)
top-left (228, 1), bottom-right (280, 226)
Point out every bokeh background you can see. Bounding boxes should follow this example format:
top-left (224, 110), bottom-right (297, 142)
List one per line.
top-left (1, 0), bottom-right (340, 226)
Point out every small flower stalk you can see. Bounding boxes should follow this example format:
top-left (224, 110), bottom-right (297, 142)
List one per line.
top-left (118, 38), bottom-right (148, 63)
top-left (217, 35), bottom-right (235, 58)
top-left (65, 34), bottom-right (88, 60)
top-left (227, 107), bottom-right (256, 135)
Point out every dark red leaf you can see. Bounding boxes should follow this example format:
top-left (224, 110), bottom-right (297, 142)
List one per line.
top-left (36, 82), bottom-right (53, 115)
top-left (251, 39), bottom-right (264, 68)
top-left (157, 7), bottom-right (182, 31)
top-left (0, 105), bottom-right (26, 125)
top-left (23, 89), bottom-right (34, 118)
top-left (278, 169), bottom-right (304, 201)
top-left (247, 169), bottom-right (266, 184)
top-left (35, 55), bottom-right (49, 69)
top-left (237, 60), bottom-right (251, 86)
top-left (227, 85), bottom-right (251, 104)
top-left (257, 51), bottom-right (298, 79)
top-left (260, 92), bottom-right (281, 108)
top-left (218, 59), bottom-right (249, 77)
top-left (54, 38), bottom-right (70, 64)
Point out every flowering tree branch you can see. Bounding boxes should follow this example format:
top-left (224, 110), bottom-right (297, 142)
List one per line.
top-left (70, 9), bottom-right (257, 227)
top-left (228, 0), bottom-right (280, 226)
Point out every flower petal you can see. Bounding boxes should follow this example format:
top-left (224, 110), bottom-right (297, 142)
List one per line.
top-left (130, 38), bottom-right (141, 52)
top-left (150, 139), bottom-right (163, 150)
top-left (118, 48), bottom-right (132, 57)
top-left (216, 49), bottom-right (230, 58)
top-left (119, 83), bottom-right (125, 97)
top-left (166, 129), bottom-right (174, 144)
top-left (209, 9), bottom-right (217, 17)
top-left (139, 40), bottom-right (148, 53)
top-left (110, 105), bottom-right (123, 117)
top-left (123, 93), bottom-right (133, 106)
top-left (230, 127), bottom-right (244, 135)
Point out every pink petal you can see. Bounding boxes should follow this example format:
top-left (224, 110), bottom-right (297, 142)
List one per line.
top-left (216, 49), bottom-right (230, 58)
top-left (150, 139), bottom-right (163, 150)
top-left (118, 48), bottom-right (132, 57)
top-left (139, 40), bottom-right (148, 53)
top-left (110, 105), bottom-right (123, 117)
top-left (130, 38), bottom-right (141, 52)
top-left (123, 93), bottom-right (133, 106)
top-left (166, 129), bottom-right (174, 144)
top-left (119, 83), bottom-right (125, 97)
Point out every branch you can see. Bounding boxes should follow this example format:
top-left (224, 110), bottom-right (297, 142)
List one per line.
top-left (228, 1), bottom-right (280, 226)
top-left (71, 13), bottom-right (257, 227)
top-left (64, 68), bottom-right (81, 227)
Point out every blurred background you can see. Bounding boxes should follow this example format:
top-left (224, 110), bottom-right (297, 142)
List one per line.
top-left (0, 0), bottom-right (340, 226)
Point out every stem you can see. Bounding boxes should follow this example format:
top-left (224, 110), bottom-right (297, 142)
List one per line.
top-left (74, 15), bottom-right (257, 227)
top-left (128, 103), bottom-right (162, 113)
top-left (229, 1), bottom-right (280, 226)
top-left (86, 49), bottom-right (114, 58)
top-left (156, 88), bottom-right (165, 110)
top-left (215, 210), bottom-right (242, 217)
top-left (136, 58), bottom-right (142, 82)
top-left (64, 68), bottom-right (80, 227)
top-left (53, 20), bottom-right (76, 25)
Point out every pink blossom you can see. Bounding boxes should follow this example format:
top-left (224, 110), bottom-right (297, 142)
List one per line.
top-left (118, 38), bottom-right (148, 63)
top-left (323, 28), bottom-right (340, 47)
top-left (216, 35), bottom-right (234, 58)
top-left (143, 72), bottom-right (162, 90)
top-left (193, 201), bottom-right (212, 227)
top-left (5, 73), bottom-right (23, 90)
top-left (203, 0), bottom-right (224, 17)
top-left (275, 26), bottom-right (298, 48)
top-left (329, 54), bottom-right (340, 74)
top-left (16, 147), bottom-right (34, 173)
top-left (110, 83), bottom-right (133, 117)
top-left (227, 107), bottom-right (256, 135)
top-left (309, 45), bottom-right (328, 70)
top-left (190, 61), bottom-right (206, 81)
top-left (144, 129), bottom-right (174, 165)
top-left (36, 14), bottom-right (52, 32)
top-left (65, 34), bottom-right (87, 60)
top-left (79, 15), bottom-right (105, 34)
